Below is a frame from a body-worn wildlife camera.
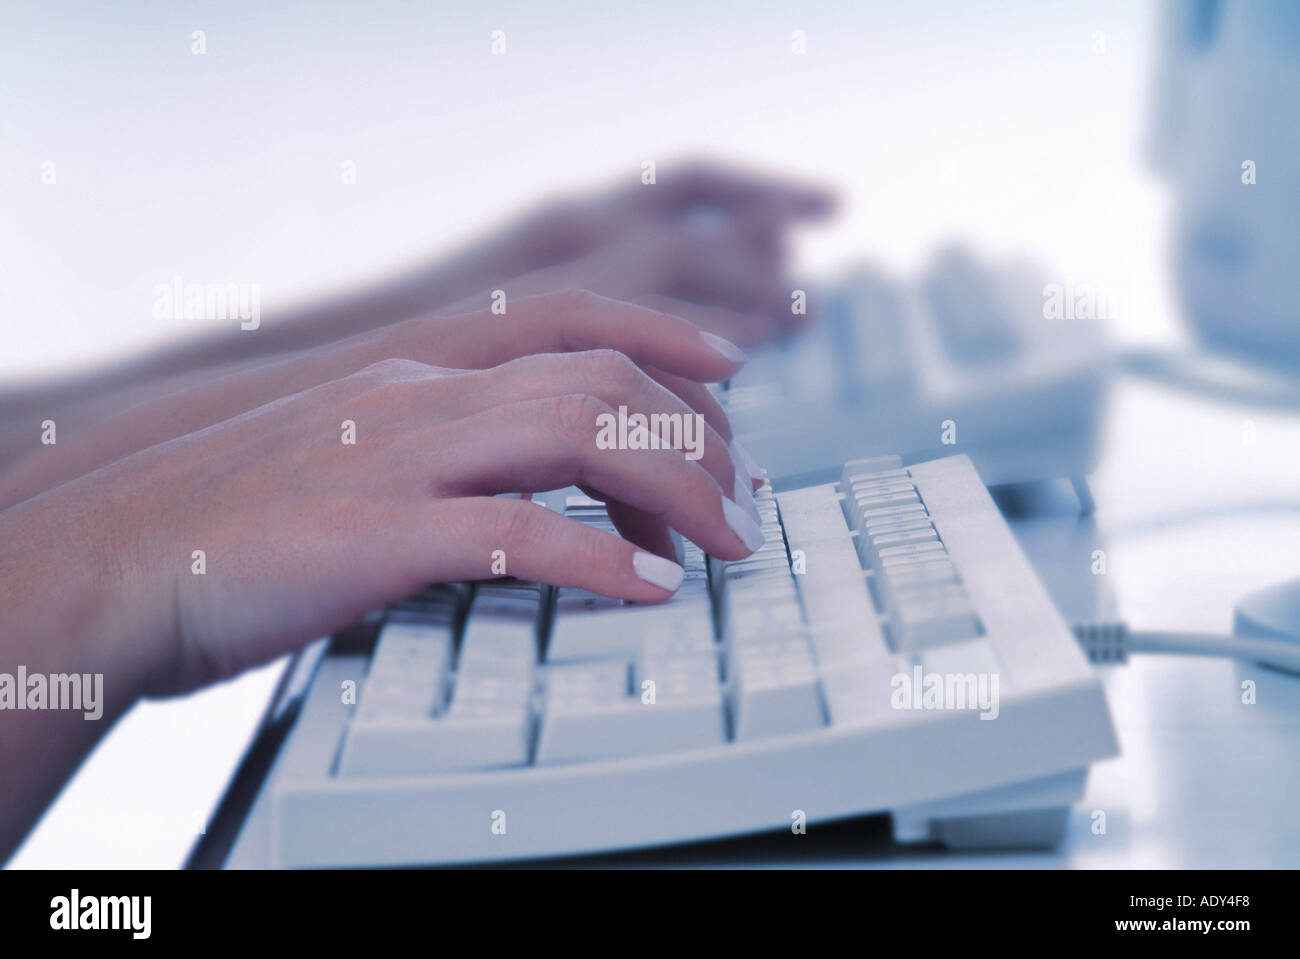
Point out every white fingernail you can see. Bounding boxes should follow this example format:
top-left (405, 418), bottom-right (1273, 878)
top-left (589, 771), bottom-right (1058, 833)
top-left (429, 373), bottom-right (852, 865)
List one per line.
top-left (728, 443), bottom-right (763, 517)
top-left (730, 439), bottom-right (761, 480)
top-left (733, 469), bottom-right (761, 524)
top-left (633, 552), bottom-right (684, 592)
top-left (723, 497), bottom-right (765, 552)
top-left (699, 331), bottom-right (748, 364)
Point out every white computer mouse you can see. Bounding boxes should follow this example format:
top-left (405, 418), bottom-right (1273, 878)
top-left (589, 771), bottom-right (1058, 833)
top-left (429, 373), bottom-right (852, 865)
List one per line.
top-left (1235, 578), bottom-right (1300, 674)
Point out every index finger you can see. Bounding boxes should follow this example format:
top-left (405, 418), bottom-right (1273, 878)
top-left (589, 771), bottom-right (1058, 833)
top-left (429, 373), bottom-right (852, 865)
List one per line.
top-left (416, 290), bottom-right (750, 383)
top-left (653, 159), bottom-right (837, 218)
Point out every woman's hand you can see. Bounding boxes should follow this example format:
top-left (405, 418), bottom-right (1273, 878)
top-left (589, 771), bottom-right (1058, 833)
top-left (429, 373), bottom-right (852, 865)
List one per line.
top-left (473, 161), bottom-right (836, 343)
top-left (0, 290), bottom-right (767, 864)
top-left (3, 345), bottom-right (763, 700)
top-left (0, 162), bottom-right (831, 485)
top-left (0, 291), bottom-right (758, 508)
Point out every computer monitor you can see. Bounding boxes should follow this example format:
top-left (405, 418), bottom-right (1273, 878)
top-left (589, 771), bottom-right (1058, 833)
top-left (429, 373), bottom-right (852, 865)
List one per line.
top-left (1146, 0), bottom-right (1300, 370)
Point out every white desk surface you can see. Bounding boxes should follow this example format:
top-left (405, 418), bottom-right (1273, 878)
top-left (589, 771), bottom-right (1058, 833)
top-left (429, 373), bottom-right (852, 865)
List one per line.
top-left (11, 373), bottom-right (1300, 869)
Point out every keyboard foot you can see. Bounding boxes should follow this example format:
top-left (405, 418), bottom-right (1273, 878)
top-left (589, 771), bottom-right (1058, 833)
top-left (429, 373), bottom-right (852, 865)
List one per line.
top-left (1069, 475), bottom-right (1095, 515)
top-left (933, 805), bottom-right (1071, 850)
top-left (891, 805), bottom-right (1071, 850)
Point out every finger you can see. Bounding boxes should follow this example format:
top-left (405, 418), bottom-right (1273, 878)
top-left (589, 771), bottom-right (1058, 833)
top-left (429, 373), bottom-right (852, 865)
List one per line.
top-left (431, 352), bottom-right (739, 501)
top-left (426, 395), bottom-right (764, 560)
top-left (575, 489), bottom-right (712, 548)
top-left (636, 369), bottom-right (765, 493)
top-left (662, 228), bottom-right (796, 318)
top-left (604, 500), bottom-right (678, 560)
top-left (641, 364), bottom-right (733, 442)
top-left (412, 496), bottom-right (688, 601)
top-left (651, 159), bottom-right (837, 218)
top-left (630, 293), bottom-right (779, 347)
top-left (403, 290), bottom-right (747, 382)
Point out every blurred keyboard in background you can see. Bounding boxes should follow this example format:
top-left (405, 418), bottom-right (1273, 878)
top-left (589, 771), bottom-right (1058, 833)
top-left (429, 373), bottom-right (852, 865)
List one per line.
top-left (724, 254), bottom-right (1111, 491)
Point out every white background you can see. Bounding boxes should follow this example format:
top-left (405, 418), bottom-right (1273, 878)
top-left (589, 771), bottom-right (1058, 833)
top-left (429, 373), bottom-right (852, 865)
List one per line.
top-left (7, 0), bottom-right (1241, 868)
top-left (1, 0), bottom-right (1175, 384)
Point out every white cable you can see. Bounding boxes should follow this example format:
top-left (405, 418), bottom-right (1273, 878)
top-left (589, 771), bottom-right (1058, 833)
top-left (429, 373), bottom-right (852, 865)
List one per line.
top-left (1072, 622), bottom-right (1300, 674)
top-left (1119, 348), bottom-right (1300, 410)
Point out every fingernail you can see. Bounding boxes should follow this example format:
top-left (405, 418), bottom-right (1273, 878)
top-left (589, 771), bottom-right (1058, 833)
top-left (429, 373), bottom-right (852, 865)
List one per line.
top-left (699, 330), bottom-right (748, 364)
top-left (733, 468), bottom-right (761, 524)
top-left (632, 552), bottom-right (684, 592)
top-left (723, 497), bottom-right (765, 552)
top-left (729, 439), bottom-right (761, 481)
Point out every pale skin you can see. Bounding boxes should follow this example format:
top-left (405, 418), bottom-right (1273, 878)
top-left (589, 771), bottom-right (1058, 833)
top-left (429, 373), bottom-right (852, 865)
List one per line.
top-left (0, 293), bottom-right (746, 511)
top-left (0, 163), bottom-right (835, 862)
top-left (0, 162), bottom-right (832, 473)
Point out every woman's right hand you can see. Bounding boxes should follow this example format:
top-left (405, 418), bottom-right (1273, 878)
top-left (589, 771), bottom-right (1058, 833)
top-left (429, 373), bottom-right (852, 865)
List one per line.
top-left (6, 345), bottom-right (764, 700)
top-left (0, 291), bottom-right (757, 509)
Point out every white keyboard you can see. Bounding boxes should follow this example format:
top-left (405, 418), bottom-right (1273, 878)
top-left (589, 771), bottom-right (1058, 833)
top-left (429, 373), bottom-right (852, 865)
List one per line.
top-left (727, 265), bottom-right (1110, 489)
top-left (269, 454), bottom-right (1118, 866)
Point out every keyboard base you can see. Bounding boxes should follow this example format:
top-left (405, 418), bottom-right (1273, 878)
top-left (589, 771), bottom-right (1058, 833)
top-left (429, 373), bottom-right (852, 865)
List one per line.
top-left (256, 454), bottom-right (1119, 867)
top-left (269, 649), bottom-right (1112, 866)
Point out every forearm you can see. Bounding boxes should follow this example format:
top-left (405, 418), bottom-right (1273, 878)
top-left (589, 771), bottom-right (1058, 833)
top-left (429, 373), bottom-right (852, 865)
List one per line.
top-left (0, 486), bottom-right (156, 863)
top-left (0, 356), bottom-right (263, 507)
top-left (0, 226), bottom-right (527, 469)
top-left (94, 240), bottom-right (516, 387)
top-left (0, 335), bottom-right (377, 508)
top-left (0, 249), bottom-right (565, 508)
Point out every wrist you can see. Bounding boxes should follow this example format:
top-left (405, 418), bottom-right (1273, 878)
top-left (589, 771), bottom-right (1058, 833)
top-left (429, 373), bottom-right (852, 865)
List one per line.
top-left (0, 480), bottom-right (164, 709)
top-left (0, 480), bottom-right (169, 862)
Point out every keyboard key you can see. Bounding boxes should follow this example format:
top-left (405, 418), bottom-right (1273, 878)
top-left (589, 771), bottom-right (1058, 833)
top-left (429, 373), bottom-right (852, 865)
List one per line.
top-left (727, 601), bottom-right (803, 643)
top-left (547, 589), bottom-right (711, 662)
top-left (859, 502), bottom-right (928, 525)
top-left (920, 638), bottom-right (1003, 690)
top-left (840, 456), bottom-right (905, 488)
top-left (818, 660), bottom-right (910, 727)
top-left (877, 542), bottom-right (948, 568)
top-left (359, 621), bottom-right (453, 719)
top-left (458, 585), bottom-right (541, 679)
top-left (877, 560), bottom-right (959, 607)
top-left (852, 490), bottom-right (921, 521)
top-left (340, 664), bottom-right (533, 775)
top-left (870, 526), bottom-right (939, 550)
top-left (777, 483), bottom-right (892, 671)
top-left (339, 582), bottom-right (538, 775)
top-left (729, 638), bottom-right (826, 739)
top-left (356, 677), bottom-right (443, 720)
top-left (849, 481), bottom-right (916, 500)
top-left (339, 707), bottom-right (533, 776)
top-left (535, 656), bottom-right (724, 763)
top-left (888, 588), bottom-right (982, 651)
top-left (544, 659), bottom-right (628, 700)
top-left (862, 516), bottom-right (933, 538)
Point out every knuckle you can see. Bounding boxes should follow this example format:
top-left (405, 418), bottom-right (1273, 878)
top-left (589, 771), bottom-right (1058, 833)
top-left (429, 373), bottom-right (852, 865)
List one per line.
top-left (549, 287), bottom-right (601, 314)
top-left (357, 357), bottom-right (430, 381)
top-left (568, 522), bottom-right (612, 572)
top-left (679, 462), bottom-right (714, 501)
top-left (580, 348), bottom-right (640, 388)
top-left (552, 392), bottom-right (611, 441)
top-left (488, 499), bottom-right (543, 551)
top-left (499, 351), bottom-right (558, 382)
